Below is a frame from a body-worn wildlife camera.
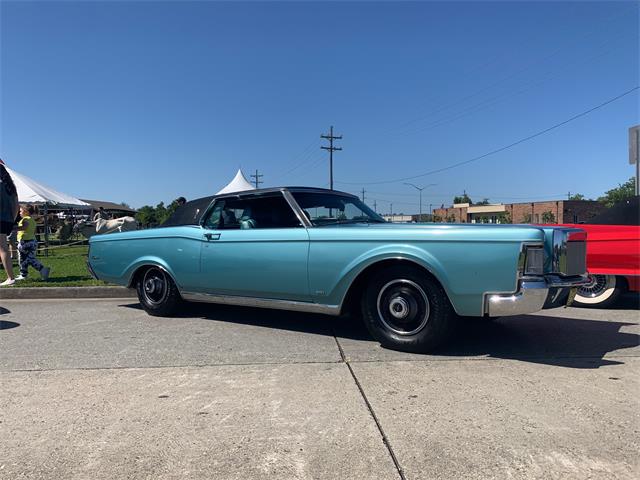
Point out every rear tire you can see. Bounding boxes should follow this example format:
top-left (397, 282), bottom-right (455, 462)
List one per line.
top-left (136, 267), bottom-right (182, 316)
top-left (573, 274), bottom-right (622, 308)
top-left (361, 265), bottom-right (455, 353)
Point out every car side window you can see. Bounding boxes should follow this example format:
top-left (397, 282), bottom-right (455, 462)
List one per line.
top-left (203, 194), bottom-right (302, 230)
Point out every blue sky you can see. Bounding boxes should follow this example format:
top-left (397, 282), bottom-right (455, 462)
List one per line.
top-left (1, 0), bottom-right (638, 212)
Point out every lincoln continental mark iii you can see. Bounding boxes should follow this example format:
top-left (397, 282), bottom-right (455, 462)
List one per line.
top-left (88, 187), bottom-right (589, 352)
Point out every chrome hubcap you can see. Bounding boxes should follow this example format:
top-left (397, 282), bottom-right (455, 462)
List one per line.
top-left (142, 269), bottom-right (168, 305)
top-left (377, 279), bottom-right (430, 336)
top-left (577, 274), bottom-right (612, 298)
top-left (389, 297), bottom-right (410, 319)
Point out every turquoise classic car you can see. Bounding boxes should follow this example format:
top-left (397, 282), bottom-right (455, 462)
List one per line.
top-left (88, 187), bottom-right (589, 352)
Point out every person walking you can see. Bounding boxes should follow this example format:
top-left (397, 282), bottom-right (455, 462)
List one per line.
top-left (0, 159), bottom-right (19, 286)
top-left (15, 204), bottom-right (50, 281)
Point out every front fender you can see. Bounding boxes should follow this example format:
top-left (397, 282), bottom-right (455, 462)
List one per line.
top-left (323, 244), bottom-right (452, 309)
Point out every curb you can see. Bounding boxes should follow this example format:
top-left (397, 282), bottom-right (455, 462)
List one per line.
top-left (0, 286), bottom-right (136, 300)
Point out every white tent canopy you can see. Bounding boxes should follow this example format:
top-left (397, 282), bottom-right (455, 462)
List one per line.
top-left (216, 169), bottom-right (256, 195)
top-left (6, 166), bottom-right (89, 207)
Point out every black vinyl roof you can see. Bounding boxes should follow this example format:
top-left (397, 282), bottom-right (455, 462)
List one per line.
top-left (161, 187), bottom-right (356, 227)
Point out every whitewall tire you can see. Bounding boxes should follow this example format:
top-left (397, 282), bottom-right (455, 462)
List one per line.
top-left (574, 274), bottom-right (621, 308)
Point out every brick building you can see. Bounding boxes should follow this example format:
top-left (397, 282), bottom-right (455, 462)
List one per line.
top-left (433, 200), bottom-right (607, 224)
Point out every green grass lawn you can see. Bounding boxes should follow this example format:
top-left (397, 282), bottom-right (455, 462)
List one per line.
top-left (1, 245), bottom-right (110, 287)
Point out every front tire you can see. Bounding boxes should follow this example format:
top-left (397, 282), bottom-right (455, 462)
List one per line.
top-left (361, 266), bottom-right (455, 353)
top-left (573, 274), bottom-right (622, 308)
top-left (136, 267), bottom-right (182, 316)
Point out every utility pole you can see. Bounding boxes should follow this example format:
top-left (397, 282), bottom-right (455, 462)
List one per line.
top-left (321, 126), bottom-right (342, 190)
top-left (567, 191), bottom-right (571, 200)
top-left (373, 200), bottom-right (377, 213)
top-left (360, 188), bottom-right (366, 202)
top-left (251, 169), bottom-right (263, 189)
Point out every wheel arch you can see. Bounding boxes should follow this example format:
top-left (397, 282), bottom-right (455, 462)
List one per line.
top-left (339, 258), bottom-right (456, 316)
top-left (126, 260), bottom-right (179, 289)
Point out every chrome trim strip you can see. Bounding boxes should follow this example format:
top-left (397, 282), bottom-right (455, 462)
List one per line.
top-left (86, 261), bottom-right (98, 280)
top-left (282, 189), bottom-right (313, 228)
top-left (180, 291), bottom-right (341, 316)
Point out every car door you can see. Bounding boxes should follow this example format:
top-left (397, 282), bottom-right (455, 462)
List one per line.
top-left (197, 192), bottom-right (311, 302)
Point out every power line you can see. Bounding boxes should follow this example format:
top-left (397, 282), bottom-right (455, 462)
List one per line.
top-left (390, 5), bottom-right (634, 137)
top-left (393, 28), bottom-right (630, 140)
top-left (285, 153), bottom-right (326, 183)
top-left (271, 139), bottom-right (318, 181)
top-left (321, 126), bottom-right (342, 190)
top-left (336, 86), bottom-right (639, 186)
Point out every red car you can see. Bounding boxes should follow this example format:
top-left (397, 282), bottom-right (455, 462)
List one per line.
top-left (557, 197), bottom-right (639, 307)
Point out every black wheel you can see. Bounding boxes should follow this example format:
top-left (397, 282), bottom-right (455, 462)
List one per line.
top-left (573, 274), bottom-right (622, 308)
top-left (361, 266), bottom-right (455, 353)
top-left (136, 267), bottom-right (182, 316)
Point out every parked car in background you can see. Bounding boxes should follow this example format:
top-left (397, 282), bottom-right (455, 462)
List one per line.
top-left (554, 197), bottom-right (639, 307)
top-left (88, 187), bottom-right (589, 353)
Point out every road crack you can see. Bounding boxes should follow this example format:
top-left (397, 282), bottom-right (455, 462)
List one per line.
top-left (333, 333), bottom-right (407, 480)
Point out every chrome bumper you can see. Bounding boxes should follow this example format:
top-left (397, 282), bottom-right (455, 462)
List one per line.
top-left (485, 274), bottom-right (589, 317)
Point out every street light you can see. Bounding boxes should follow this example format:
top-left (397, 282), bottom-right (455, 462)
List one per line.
top-left (404, 183), bottom-right (436, 222)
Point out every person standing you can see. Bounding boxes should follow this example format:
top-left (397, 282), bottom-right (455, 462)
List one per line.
top-left (15, 204), bottom-right (50, 281)
top-left (0, 159), bottom-right (19, 286)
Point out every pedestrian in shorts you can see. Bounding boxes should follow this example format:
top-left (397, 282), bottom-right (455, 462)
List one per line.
top-left (16, 204), bottom-right (50, 281)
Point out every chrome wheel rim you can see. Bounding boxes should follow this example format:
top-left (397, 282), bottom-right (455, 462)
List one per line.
top-left (577, 274), bottom-right (614, 298)
top-left (376, 279), bottom-right (430, 336)
top-left (142, 268), bottom-right (169, 305)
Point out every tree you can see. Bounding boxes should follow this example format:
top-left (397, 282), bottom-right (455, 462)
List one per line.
top-left (135, 205), bottom-right (157, 226)
top-left (568, 193), bottom-right (585, 201)
top-left (541, 211), bottom-right (556, 224)
top-left (120, 202), bottom-right (132, 209)
top-left (598, 177), bottom-right (635, 208)
top-left (496, 212), bottom-right (511, 224)
top-left (155, 202), bottom-right (168, 224)
top-left (165, 199), bottom-right (182, 219)
top-left (475, 198), bottom-right (490, 205)
top-left (453, 192), bottom-right (472, 204)
top-left (521, 213), bottom-right (532, 223)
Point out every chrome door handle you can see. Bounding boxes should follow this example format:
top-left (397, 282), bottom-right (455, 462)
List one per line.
top-left (204, 233), bottom-right (220, 241)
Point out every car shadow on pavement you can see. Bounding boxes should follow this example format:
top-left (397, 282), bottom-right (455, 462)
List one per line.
top-left (120, 302), bottom-right (638, 369)
top-left (438, 315), bottom-right (639, 369)
top-left (121, 301), bottom-right (371, 340)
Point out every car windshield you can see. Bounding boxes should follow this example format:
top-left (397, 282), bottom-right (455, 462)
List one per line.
top-left (292, 191), bottom-right (386, 226)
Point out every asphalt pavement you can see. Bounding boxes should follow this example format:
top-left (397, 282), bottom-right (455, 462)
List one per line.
top-left (0, 296), bottom-right (638, 479)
